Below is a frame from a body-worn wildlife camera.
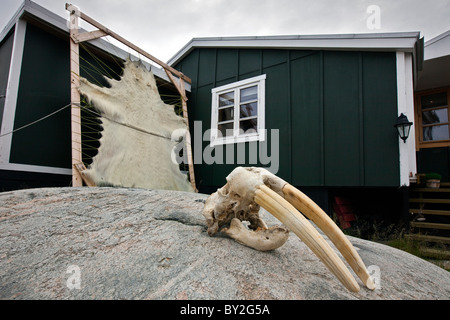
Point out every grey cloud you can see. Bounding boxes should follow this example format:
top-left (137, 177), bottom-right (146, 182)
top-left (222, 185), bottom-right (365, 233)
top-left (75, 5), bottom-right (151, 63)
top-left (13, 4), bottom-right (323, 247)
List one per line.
top-left (1, 0), bottom-right (450, 62)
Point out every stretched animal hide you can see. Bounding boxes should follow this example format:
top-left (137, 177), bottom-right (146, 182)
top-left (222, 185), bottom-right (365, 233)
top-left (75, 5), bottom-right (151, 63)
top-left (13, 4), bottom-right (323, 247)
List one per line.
top-left (78, 59), bottom-right (193, 192)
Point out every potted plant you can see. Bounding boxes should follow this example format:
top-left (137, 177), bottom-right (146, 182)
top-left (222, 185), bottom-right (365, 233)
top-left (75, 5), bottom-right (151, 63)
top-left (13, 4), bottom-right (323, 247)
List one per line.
top-left (425, 173), bottom-right (442, 188)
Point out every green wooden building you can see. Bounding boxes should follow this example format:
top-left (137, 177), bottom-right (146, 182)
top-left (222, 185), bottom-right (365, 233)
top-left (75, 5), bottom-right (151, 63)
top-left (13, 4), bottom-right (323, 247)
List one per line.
top-left (1, 1), bottom-right (430, 220)
top-left (168, 34), bottom-right (423, 214)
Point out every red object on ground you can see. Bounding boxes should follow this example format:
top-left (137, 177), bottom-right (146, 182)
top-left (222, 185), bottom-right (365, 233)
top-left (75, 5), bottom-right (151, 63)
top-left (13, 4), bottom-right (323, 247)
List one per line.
top-left (333, 196), bottom-right (357, 229)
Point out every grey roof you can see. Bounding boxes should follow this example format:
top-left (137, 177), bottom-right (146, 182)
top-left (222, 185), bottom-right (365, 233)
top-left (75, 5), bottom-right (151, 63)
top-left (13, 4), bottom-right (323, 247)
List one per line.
top-left (424, 29), bottom-right (450, 60)
top-left (416, 29), bottom-right (450, 91)
top-left (167, 32), bottom-right (422, 66)
top-left (1, 0), bottom-right (71, 43)
top-left (425, 29), bottom-right (450, 47)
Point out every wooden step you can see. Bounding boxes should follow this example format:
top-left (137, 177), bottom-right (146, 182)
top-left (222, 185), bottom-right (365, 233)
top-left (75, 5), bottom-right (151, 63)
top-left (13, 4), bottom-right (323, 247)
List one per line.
top-left (410, 222), bottom-right (450, 230)
top-left (409, 209), bottom-right (450, 216)
top-left (411, 188), bottom-right (450, 193)
top-left (419, 247), bottom-right (450, 260)
top-left (405, 234), bottom-right (450, 244)
top-left (409, 198), bottom-right (450, 204)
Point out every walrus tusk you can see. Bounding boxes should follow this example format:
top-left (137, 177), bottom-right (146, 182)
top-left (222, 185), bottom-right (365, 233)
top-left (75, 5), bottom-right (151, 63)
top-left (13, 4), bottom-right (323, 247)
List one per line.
top-left (202, 166), bottom-right (375, 292)
top-left (254, 184), bottom-right (360, 292)
top-left (282, 184), bottom-right (375, 290)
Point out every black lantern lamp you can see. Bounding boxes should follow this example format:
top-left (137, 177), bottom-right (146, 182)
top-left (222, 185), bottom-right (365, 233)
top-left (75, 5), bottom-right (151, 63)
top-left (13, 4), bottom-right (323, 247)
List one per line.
top-left (394, 113), bottom-right (413, 143)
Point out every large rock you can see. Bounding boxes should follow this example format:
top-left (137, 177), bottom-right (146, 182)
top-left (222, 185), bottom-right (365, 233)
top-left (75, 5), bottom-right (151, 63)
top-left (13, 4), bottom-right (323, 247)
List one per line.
top-left (0, 187), bottom-right (449, 300)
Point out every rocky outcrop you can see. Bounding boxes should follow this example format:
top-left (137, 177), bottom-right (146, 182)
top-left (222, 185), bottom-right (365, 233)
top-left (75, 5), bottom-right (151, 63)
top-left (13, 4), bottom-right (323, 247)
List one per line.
top-left (0, 187), bottom-right (449, 299)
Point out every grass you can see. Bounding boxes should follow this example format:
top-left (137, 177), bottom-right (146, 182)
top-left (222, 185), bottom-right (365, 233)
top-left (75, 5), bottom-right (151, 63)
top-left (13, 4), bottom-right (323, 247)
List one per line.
top-left (384, 237), bottom-right (422, 257)
top-left (339, 215), bottom-right (450, 272)
top-left (385, 238), bottom-right (450, 271)
top-left (340, 215), bottom-right (407, 242)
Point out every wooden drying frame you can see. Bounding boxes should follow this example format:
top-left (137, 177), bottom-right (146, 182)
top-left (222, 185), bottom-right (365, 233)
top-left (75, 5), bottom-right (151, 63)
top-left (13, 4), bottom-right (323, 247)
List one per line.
top-left (66, 3), bottom-right (197, 192)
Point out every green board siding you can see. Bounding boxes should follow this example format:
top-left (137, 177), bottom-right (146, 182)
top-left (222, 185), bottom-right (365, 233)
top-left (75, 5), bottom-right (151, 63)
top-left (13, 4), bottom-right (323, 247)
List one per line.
top-left (9, 23), bottom-right (123, 169)
top-left (324, 52), bottom-right (361, 186)
top-left (264, 58), bottom-right (290, 181)
top-left (10, 23), bottom-right (72, 168)
top-left (291, 52), bottom-right (322, 185)
top-left (175, 48), bottom-right (399, 188)
top-left (362, 52), bottom-right (399, 186)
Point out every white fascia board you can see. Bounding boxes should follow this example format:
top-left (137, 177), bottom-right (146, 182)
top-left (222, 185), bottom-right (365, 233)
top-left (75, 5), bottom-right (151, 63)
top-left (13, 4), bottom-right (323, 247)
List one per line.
top-left (0, 163), bottom-right (72, 175)
top-left (424, 29), bottom-right (450, 61)
top-left (167, 32), bottom-right (420, 66)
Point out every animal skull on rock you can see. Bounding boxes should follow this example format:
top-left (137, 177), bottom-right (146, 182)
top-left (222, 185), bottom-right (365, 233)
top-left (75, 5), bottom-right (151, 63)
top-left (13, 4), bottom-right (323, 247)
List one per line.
top-left (203, 167), bottom-right (375, 292)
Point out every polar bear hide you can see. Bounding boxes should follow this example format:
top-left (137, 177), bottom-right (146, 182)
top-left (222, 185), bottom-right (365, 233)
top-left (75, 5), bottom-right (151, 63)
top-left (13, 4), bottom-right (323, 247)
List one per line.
top-left (78, 59), bottom-right (193, 192)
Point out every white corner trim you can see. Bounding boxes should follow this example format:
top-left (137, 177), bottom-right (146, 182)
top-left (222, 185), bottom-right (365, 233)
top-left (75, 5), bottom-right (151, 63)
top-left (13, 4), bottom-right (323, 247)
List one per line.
top-left (404, 53), bottom-right (417, 183)
top-left (0, 19), bottom-right (26, 165)
top-left (396, 51), bottom-right (417, 187)
top-left (0, 162), bottom-right (72, 175)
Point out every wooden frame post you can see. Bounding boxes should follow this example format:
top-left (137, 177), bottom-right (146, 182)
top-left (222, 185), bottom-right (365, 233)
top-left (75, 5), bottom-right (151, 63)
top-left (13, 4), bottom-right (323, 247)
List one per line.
top-left (164, 69), bottom-right (197, 192)
top-left (179, 75), bottom-right (197, 192)
top-left (68, 5), bottom-right (82, 187)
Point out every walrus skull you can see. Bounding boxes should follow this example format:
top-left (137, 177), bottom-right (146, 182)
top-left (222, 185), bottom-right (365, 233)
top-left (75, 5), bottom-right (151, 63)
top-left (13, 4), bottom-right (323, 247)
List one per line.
top-left (203, 167), bottom-right (375, 292)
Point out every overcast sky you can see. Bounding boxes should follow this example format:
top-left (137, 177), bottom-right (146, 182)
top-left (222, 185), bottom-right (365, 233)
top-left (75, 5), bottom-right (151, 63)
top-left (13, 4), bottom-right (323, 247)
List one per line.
top-left (1, 0), bottom-right (450, 62)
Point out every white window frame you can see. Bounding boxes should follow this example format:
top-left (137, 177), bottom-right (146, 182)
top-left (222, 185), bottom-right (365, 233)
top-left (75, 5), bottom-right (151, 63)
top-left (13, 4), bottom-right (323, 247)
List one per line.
top-left (210, 74), bottom-right (266, 147)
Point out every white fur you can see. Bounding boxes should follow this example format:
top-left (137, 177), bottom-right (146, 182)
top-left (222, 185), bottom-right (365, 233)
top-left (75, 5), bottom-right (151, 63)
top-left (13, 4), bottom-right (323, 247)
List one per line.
top-left (78, 60), bottom-right (193, 192)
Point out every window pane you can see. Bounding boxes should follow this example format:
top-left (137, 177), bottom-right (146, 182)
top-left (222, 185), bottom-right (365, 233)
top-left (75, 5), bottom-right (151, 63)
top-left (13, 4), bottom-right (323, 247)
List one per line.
top-left (240, 86), bottom-right (258, 103)
top-left (219, 92), bottom-right (234, 107)
top-left (423, 124), bottom-right (450, 141)
top-left (218, 122), bottom-right (234, 137)
top-left (240, 102), bottom-right (258, 118)
top-left (421, 92), bottom-right (448, 110)
top-left (422, 108), bottom-right (448, 125)
top-left (219, 107), bottom-right (234, 122)
top-left (239, 118), bottom-right (258, 134)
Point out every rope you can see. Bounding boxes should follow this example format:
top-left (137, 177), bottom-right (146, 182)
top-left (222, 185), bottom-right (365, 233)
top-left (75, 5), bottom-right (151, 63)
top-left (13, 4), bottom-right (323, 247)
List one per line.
top-left (78, 103), bottom-right (173, 140)
top-left (0, 103), bottom-right (72, 138)
top-left (0, 101), bottom-right (175, 142)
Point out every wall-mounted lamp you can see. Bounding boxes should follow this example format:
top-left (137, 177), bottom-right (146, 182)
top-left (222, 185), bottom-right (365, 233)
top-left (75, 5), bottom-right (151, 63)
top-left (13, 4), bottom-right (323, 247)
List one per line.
top-left (394, 113), bottom-right (413, 143)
